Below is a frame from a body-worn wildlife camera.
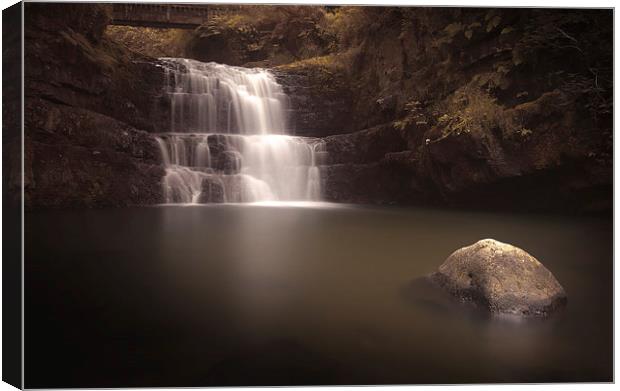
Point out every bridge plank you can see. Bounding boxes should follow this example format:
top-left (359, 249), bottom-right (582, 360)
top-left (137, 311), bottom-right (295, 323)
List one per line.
top-left (110, 3), bottom-right (216, 29)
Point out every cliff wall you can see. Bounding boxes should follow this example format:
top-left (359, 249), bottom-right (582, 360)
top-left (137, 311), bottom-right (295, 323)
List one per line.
top-left (24, 3), bottom-right (166, 208)
top-left (22, 4), bottom-right (612, 213)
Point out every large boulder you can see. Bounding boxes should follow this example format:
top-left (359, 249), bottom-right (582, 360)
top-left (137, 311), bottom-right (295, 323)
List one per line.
top-left (431, 239), bottom-right (567, 316)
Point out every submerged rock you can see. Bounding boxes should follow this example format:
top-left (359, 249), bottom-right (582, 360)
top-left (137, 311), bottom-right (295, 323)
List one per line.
top-left (431, 239), bottom-right (567, 317)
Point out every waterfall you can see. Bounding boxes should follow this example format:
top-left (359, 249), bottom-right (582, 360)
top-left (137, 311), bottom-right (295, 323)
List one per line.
top-left (156, 58), bottom-right (326, 204)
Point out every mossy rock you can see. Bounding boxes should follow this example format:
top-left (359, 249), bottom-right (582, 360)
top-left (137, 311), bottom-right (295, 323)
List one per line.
top-left (431, 239), bottom-right (567, 317)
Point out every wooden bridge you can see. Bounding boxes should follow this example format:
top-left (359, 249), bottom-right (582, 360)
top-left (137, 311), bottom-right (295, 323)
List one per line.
top-left (110, 3), bottom-right (238, 29)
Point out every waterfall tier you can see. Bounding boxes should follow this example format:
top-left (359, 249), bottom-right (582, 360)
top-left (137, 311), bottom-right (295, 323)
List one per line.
top-left (162, 58), bottom-right (288, 135)
top-left (157, 58), bottom-right (325, 204)
top-left (156, 133), bottom-right (326, 203)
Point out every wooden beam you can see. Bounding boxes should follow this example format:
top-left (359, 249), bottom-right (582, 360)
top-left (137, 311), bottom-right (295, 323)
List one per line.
top-left (110, 3), bottom-right (212, 29)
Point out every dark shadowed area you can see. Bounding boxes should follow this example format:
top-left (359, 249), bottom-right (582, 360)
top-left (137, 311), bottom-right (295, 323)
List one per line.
top-left (25, 204), bottom-right (612, 387)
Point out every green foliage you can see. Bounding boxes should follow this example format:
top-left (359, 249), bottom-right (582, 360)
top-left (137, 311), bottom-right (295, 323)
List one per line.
top-left (433, 86), bottom-right (510, 137)
top-left (323, 6), bottom-right (373, 49)
top-left (214, 5), bottom-right (328, 30)
top-left (512, 10), bottom-right (612, 106)
top-left (278, 54), bottom-right (343, 71)
top-left (431, 22), bottom-right (463, 47)
top-left (516, 127), bottom-right (533, 138)
top-left (394, 100), bottom-right (426, 131)
top-left (203, 5), bottom-right (337, 65)
top-left (275, 52), bottom-right (353, 98)
top-left (486, 15), bottom-right (501, 32)
top-left (105, 26), bottom-right (190, 58)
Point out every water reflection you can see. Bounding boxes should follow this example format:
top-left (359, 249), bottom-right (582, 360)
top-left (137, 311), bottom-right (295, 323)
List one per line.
top-left (25, 205), bottom-right (612, 387)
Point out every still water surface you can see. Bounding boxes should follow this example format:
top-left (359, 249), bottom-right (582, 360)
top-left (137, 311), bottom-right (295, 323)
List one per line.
top-left (25, 204), bottom-right (612, 387)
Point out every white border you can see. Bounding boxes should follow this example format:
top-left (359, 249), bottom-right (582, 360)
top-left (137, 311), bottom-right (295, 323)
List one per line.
top-left (0, 1), bottom-right (616, 391)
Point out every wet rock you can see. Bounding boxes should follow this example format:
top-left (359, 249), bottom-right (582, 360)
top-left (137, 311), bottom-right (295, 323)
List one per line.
top-left (207, 135), bottom-right (242, 174)
top-left (198, 176), bottom-right (225, 203)
top-left (217, 151), bottom-right (242, 174)
top-left (431, 239), bottom-right (567, 316)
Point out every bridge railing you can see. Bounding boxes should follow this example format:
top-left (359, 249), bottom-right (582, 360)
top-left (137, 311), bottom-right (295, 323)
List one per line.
top-left (208, 5), bottom-right (243, 19)
top-left (111, 3), bottom-right (225, 29)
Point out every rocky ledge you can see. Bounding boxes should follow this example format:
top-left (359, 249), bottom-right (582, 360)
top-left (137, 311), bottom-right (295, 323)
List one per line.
top-left (21, 3), bottom-right (171, 209)
top-left (24, 99), bottom-right (164, 208)
top-left (431, 239), bottom-right (567, 317)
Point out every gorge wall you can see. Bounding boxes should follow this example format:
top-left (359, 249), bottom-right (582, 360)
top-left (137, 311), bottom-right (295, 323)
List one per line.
top-left (23, 3), bottom-right (167, 208)
top-left (21, 4), bottom-right (612, 213)
top-left (271, 7), bottom-right (613, 212)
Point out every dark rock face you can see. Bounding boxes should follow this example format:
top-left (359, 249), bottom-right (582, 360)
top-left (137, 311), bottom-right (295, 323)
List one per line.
top-left (431, 239), bottom-right (567, 317)
top-left (197, 175), bottom-right (255, 204)
top-left (321, 162), bottom-right (418, 205)
top-left (25, 99), bottom-right (164, 208)
top-left (272, 63), bottom-right (354, 137)
top-left (206, 135), bottom-right (242, 174)
top-left (306, 7), bottom-right (611, 212)
top-left (319, 124), bottom-right (425, 204)
top-left (23, 3), bottom-right (170, 208)
top-left (26, 2), bottom-right (111, 42)
top-left (197, 177), bottom-right (225, 203)
top-left (185, 6), bottom-right (334, 68)
top-left (25, 3), bottom-right (170, 133)
top-left (186, 22), bottom-right (262, 67)
top-left (412, 88), bottom-right (613, 212)
top-left (323, 124), bottom-right (408, 165)
top-left (3, 4), bottom-right (23, 208)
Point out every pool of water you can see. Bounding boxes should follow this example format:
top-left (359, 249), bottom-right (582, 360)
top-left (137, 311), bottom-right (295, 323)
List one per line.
top-left (25, 204), bottom-right (613, 387)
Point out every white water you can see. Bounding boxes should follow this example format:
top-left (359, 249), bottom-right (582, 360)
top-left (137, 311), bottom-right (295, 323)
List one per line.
top-left (156, 58), bottom-right (325, 204)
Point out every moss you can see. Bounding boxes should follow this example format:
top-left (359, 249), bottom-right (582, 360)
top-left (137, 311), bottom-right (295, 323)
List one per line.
top-left (432, 86), bottom-right (507, 138)
top-left (104, 26), bottom-right (190, 58)
top-left (276, 54), bottom-right (343, 72)
top-left (182, 5), bottom-right (336, 67)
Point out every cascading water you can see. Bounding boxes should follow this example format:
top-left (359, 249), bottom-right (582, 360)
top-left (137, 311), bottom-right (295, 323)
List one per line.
top-left (155, 58), bottom-right (326, 204)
